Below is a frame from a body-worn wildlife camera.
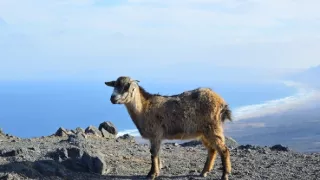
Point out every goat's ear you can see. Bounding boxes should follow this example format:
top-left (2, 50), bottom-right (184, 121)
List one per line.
top-left (135, 80), bottom-right (140, 83)
top-left (105, 81), bottom-right (116, 87)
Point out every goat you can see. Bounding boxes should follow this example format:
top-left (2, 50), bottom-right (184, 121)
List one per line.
top-left (105, 76), bottom-right (232, 180)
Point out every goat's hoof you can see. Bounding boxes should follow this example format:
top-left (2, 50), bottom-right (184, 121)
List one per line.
top-left (200, 172), bottom-right (208, 177)
top-left (145, 175), bottom-right (157, 180)
top-left (146, 172), bottom-right (159, 180)
top-left (221, 173), bottom-right (229, 180)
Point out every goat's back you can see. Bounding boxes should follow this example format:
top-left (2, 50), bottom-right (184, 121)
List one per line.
top-left (145, 87), bottom-right (226, 139)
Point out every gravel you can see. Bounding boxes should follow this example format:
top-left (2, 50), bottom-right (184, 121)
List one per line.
top-left (0, 128), bottom-right (319, 180)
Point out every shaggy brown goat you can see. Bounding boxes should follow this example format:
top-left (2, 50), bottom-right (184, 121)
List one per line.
top-left (105, 76), bottom-right (232, 180)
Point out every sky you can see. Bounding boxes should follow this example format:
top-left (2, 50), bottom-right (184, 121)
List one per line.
top-left (0, 0), bottom-right (320, 83)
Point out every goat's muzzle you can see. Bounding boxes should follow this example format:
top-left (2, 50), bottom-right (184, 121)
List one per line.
top-left (110, 95), bottom-right (118, 104)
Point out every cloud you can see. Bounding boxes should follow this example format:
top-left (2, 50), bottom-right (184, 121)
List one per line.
top-left (1, 0), bottom-right (319, 36)
top-left (0, 0), bottom-right (319, 81)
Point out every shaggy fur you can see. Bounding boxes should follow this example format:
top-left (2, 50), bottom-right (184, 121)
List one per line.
top-left (105, 76), bottom-right (232, 180)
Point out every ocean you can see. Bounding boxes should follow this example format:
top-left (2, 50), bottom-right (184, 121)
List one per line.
top-left (0, 80), bottom-right (298, 138)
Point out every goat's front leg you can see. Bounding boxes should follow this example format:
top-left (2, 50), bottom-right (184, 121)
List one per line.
top-left (146, 139), bottom-right (161, 179)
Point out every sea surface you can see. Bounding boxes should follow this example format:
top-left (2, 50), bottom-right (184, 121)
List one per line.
top-left (0, 80), bottom-right (297, 138)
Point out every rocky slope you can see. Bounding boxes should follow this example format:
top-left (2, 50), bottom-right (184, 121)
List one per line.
top-left (0, 123), bottom-right (319, 180)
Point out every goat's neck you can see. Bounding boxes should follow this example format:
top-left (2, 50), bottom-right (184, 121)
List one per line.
top-left (124, 87), bottom-right (147, 127)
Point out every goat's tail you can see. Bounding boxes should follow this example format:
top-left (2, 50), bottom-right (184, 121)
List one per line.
top-left (221, 104), bottom-right (232, 123)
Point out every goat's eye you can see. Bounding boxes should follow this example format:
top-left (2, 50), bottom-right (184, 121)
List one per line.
top-left (123, 84), bottom-right (130, 91)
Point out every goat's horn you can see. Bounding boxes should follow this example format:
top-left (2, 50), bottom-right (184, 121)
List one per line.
top-left (130, 80), bottom-right (140, 83)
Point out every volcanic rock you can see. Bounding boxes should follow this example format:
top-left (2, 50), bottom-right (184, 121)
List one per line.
top-left (85, 126), bottom-right (102, 137)
top-left (98, 121), bottom-right (118, 135)
top-left (54, 127), bottom-right (69, 137)
top-left (0, 127), bottom-right (319, 180)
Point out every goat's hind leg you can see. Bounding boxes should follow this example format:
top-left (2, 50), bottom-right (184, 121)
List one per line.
top-left (146, 139), bottom-right (161, 179)
top-left (158, 156), bottom-right (162, 169)
top-left (202, 133), bottom-right (231, 180)
top-left (212, 136), bottom-right (231, 180)
top-left (200, 137), bottom-right (218, 177)
top-left (216, 141), bottom-right (231, 180)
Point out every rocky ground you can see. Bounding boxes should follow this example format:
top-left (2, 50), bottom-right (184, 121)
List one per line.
top-left (0, 123), bottom-right (319, 180)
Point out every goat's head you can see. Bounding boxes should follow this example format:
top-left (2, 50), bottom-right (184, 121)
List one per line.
top-left (105, 76), bottom-right (140, 104)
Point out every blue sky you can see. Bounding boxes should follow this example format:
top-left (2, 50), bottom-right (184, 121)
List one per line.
top-left (0, 0), bottom-right (319, 83)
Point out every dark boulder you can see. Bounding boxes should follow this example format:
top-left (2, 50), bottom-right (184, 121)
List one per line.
top-left (85, 126), bottom-right (102, 137)
top-left (100, 128), bottom-right (115, 139)
top-left (67, 133), bottom-right (86, 146)
top-left (81, 150), bottom-right (107, 175)
top-left (238, 144), bottom-right (260, 150)
top-left (47, 147), bottom-right (107, 175)
top-left (54, 127), bottom-right (69, 137)
top-left (98, 121), bottom-right (118, 135)
top-left (71, 127), bottom-right (85, 135)
top-left (270, 144), bottom-right (290, 152)
top-left (33, 160), bottom-right (67, 177)
top-left (0, 148), bottom-right (24, 157)
top-left (117, 134), bottom-right (135, 142)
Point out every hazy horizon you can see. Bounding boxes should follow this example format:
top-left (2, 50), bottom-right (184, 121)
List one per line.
top-left (1, 77), bottom-right (320, 139)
